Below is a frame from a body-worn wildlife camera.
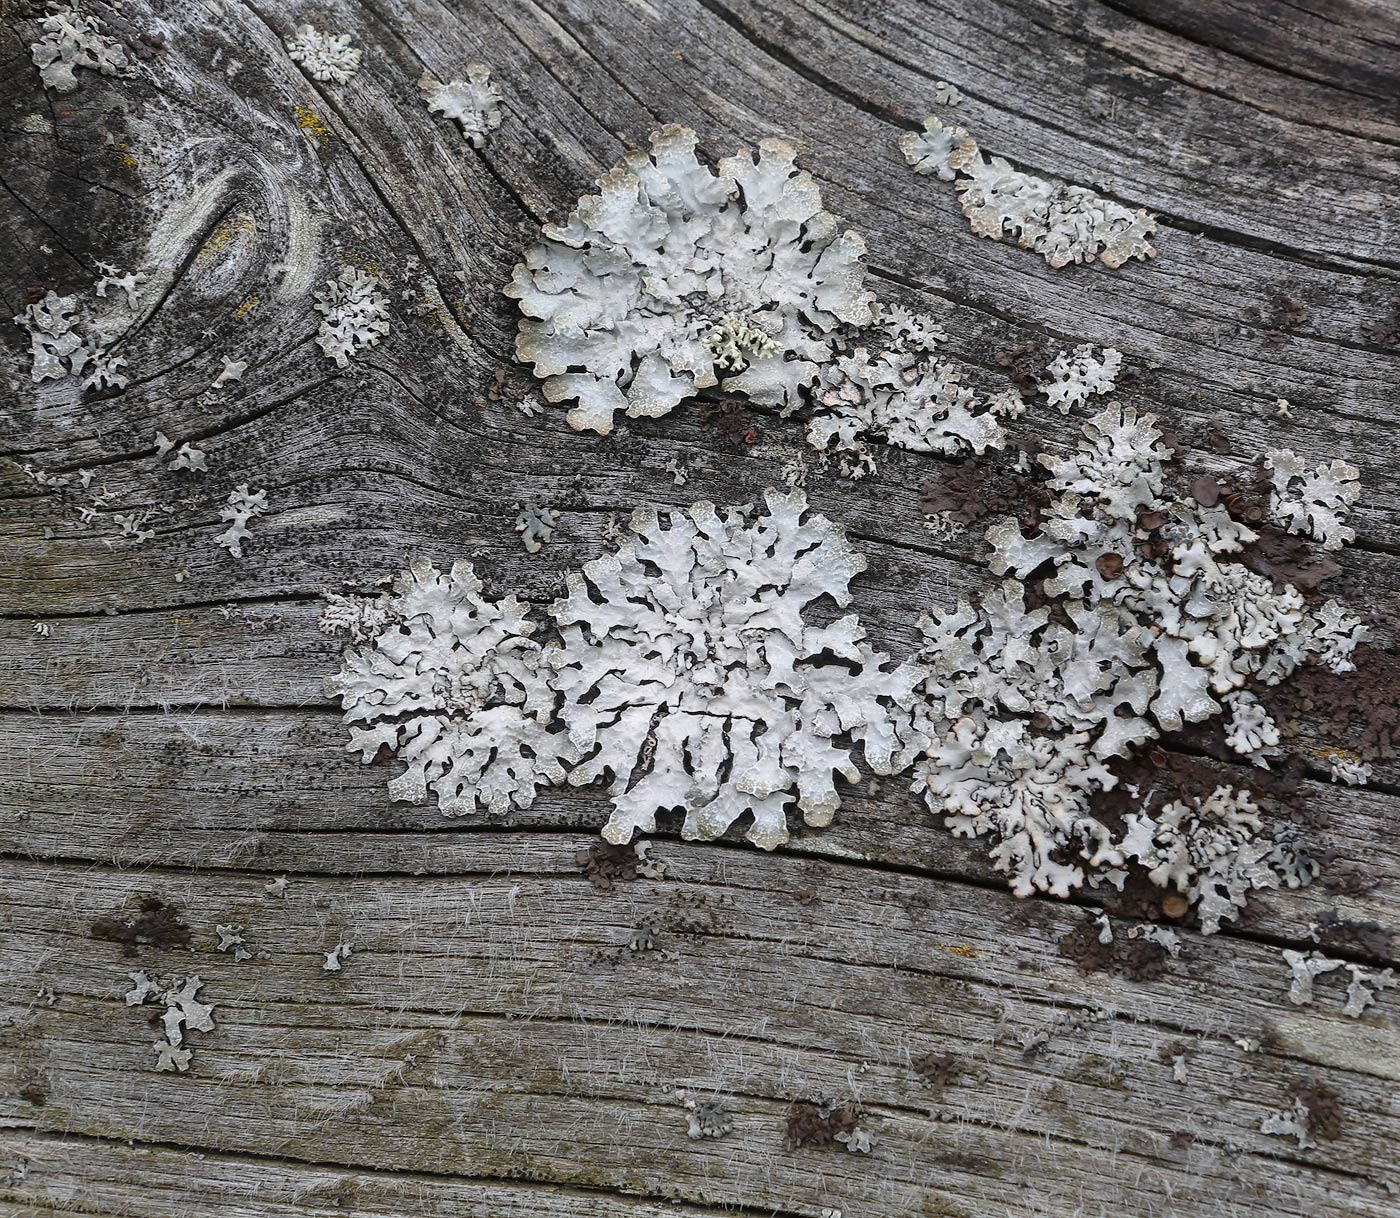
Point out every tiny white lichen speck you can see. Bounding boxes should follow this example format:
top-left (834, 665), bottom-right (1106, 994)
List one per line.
top-left (93, 262), bottom-right (146, 310)
top-left (125, 972), bottom-right (215, 1073)
top-left (514, 500), bottom-right (559, 553)
top-left (420, 65), bottom-right (502, 148)
top-left (323, 941), bottom-right (354, 972)
top-left (155, 430), bottom-right (209, 474)
top-left (212, 355), bottom-right (247, 388)
top-left (285, 24), bottom-right (361, 84)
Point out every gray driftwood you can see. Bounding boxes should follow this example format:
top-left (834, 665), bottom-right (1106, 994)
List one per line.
top-left (2, 2), bottom-right (1398, 1216)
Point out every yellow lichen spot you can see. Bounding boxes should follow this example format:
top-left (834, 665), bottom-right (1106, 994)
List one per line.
top-left (295, 106), bottom-right (330, 146)
top-left (935, 942), bottom-right (981, 959)
top-left (341, 252), bottom-right (384, 279)
top-left (234, 296), bottom-right (261, 321)
top-left (168, 616), bottom-right (193, 625)
top-left (198, 213), bottom-right (257, 267)
top-left (116, 141), bottom-right (137, 169)
top-left (1309, 744), bottom-right (1360, 763)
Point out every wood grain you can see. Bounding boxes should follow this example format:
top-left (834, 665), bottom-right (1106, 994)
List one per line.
top-left (2, 1), bottom-right (1397, 1215)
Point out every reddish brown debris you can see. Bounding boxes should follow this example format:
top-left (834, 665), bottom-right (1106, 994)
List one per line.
top-left (1239, 524), bottom-right (1340, 593)
top-left (700, 399), bottom-right (759, 445)
top-left (577, 840), bottom-right (641, 891)
top-left (992, 342), bottom-right (1050, 395)
top-left (1190, 475), bottom-right (1220, 508)
top-left (783, 1102), bottom-right (858, 1151)
top-left (911, 1052), bottom-right (959, 1085)
top-left (90, 896), bottom-right (193, 957)
top-left (1096, 552), bottom-right (1124, 580)
top-left (1290, 1081), bottom-right (1344, 1141)
top-left (1058, 916), bottom-right (1170, 982)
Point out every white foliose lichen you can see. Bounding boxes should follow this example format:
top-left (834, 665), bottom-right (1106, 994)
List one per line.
top-left (14, 264), bottom-right (144, 389)
top-left (155, 430), bottom-right (209, 473)
top-left (315, 267), bottom-right (390, 365)
top-left (29, 6), bottom-right (129, 93)
top-left (285, 24), bottom-right (361, 84)
top-left (1326, 754), bottom-right (1372, 786)
top-left (324, 559), bottom-right (576, 816)
top-left (1261, 1097), bottom-right (1318, 1150)
top-left (1040, 345), bottom-right (1123, 413)
top-left (1121, 785), bottom-right (1293, 935)
top-left (548, 490), bottom-right (925, 850)
top-left (900, 117), bottom-right (1156, 269)
top-left (677, 1090), bottom-right (733, 1140)
top-left (506, 125), bottom-right (874, 433)
top-left (216, 485), bottom-right (269, 557)
top-left (211, 355), bottom-right (247, 389)
top-left (1281, 949), bottom-right (1395, 1017)
top-left (93, 263), bottom-right (146, 310)
top-left (14, 292), bottom-right (84, 383)
top-left (1265, 449), bottom-right (1361, 551)
top-left (420, 66), bottom-right (502, 148)
top-left (806, 305), bottom-right (1006, 478)
top-left (125, 972), bottom-right (215, 1073)
top-left (319, 588), bottom-right (396, 644)
top-left (1343, 964), bottom-right (1396, 1018)
top-left (515, 501), bottom-right (559, 553)
top-left (911, 401), bottom-right (1362, 911)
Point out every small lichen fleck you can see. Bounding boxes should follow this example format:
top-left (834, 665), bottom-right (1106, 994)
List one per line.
top-left (285, 24), bottom-right (361, 84)
top-left (315, 267), bottom-right (390, 365)
top-left (515, 500), bottom-right (559, 553)
top-left (216, 485), bottom-right (269, 557)
top-left (420, 66), bottom-right (502, 148)
top-left (1265, 449), bottom-right (1361, 551)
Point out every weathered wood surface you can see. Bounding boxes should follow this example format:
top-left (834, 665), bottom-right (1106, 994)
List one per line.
top-left (2, 1), bottom-right (1398, 1216)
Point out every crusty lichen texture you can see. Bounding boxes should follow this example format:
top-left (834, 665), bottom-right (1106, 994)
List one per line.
top-left (325, 559), bottom-right (575, 817)
top-left (506, 124), bottom-right (874, 433)
top-left (912, 402), bottom-right (1364, 914)
top-left (806, 304), bottom-right (1014, 479)
top-left (901, 116), bottom-right (1157, 269)
top-left (550, 490), bottom-right (925, 849)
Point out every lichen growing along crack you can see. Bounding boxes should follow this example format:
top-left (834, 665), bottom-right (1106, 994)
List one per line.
top-left (420, 65), bottom-right (502, 147)
top-left (901, 116), bottom-right (1157, 268)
